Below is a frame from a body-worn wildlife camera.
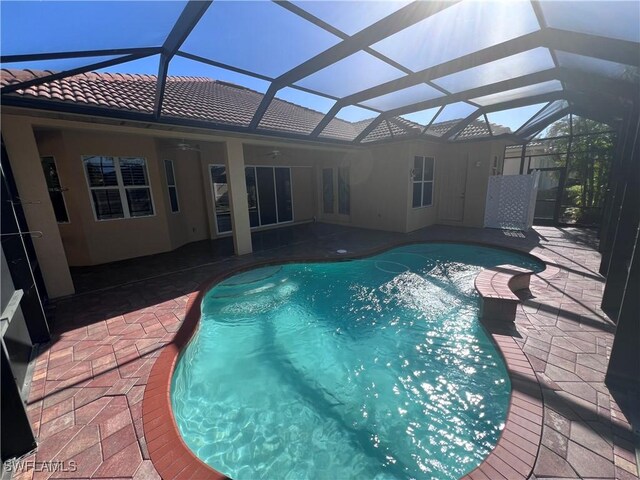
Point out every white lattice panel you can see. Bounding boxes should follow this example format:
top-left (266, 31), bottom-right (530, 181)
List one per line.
top-left (484, 173), bottom-right (539, 231)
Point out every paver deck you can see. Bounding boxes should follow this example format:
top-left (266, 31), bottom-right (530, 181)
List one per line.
top-left (11, 224), bottom-right (639, 480)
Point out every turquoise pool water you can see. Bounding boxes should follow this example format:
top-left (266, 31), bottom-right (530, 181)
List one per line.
top-left (172, 243), bottom-right (542, 479)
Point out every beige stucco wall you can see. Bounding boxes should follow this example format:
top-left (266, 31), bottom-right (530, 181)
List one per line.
top-left (316, 140), bottom-right (442, 234)
top-left (35, 129), bottom-right (173, 266)
top-left (155, 142), bottom-right (210, 248)
top-left (349, 143), bottom-right (409, 233)
top-left (3, 118), bottom-right (75, 297)
top-left (435, 139), bottom-right (508, 228)
top-left (13, 110), bottom-right (508, 270)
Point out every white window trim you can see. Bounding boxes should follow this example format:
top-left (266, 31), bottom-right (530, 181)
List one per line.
top-left (82, 155), bottom-right (156, 222)
top-left (412, 155), bottom-right (435, 209)
top-left (164, 159), bottom-right (180, 214)
top-left (209, 164), bottom-right (295, 235)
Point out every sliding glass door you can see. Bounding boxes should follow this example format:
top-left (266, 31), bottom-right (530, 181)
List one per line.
top-left (210, 165), bottom-right (293, 234)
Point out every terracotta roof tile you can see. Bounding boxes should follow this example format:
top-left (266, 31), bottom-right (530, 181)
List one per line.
top-left (0, 69), bottom-right (509, 143)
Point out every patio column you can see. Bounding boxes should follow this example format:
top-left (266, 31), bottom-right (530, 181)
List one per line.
top-left (2, 116), bottom-right (75, 298)
top-left (224, 139), bottom-right (252, 255)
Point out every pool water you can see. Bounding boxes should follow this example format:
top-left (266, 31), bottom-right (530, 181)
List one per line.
top-left (172, 243), bottom-right (542, 479)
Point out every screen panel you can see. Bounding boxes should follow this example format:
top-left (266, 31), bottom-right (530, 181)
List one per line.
top-left (1, 1), bottom-right (186, 56)
top-left (425, 102), bottom-right (478, 137)
top-left (433, 48), bottom-right (556, 93)
top-left (3, 55), bottom-right (125, 73)
top-left (470, 80), bottom-right (563, 107)
top-left (517, 100), bottom-right (569, 134)
top-left (181, 1), bottom-right (340, 78)
top-left (400, 107), bottom-right (441, 127)
top-left (371, 0), bottom-right (540, 72)
top-left (290, 1), bottom-right (411, 35)
top-left (295, 51), bottom-right (405, 98)
top-left (170, 55), bottom-right (271, 92)
top-left (455, 116), bottom-right (492, 139)
top-left (360, 83), bottom-right (444, 111)
top-left (163, 56), bottom-right (265, 126)
top-left (556, 51), bottom-right (638, 83)
top-left (540, 1), bottom-right (640, 43)
top-left (486, 103), bottom-right (549, 134)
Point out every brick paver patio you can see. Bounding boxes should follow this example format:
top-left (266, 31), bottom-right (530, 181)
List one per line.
top-left (11, 224), bottom-right (639, 480)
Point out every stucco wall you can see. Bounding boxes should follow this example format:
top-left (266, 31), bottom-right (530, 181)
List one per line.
top-left (28, 118), bottom-right (506, 268)
top-left (435, 139), bottom-right (508, 228)
top-left (155, 143), bottom-right (210, 248)
top-left (35, 129), bottom-right (173, 266)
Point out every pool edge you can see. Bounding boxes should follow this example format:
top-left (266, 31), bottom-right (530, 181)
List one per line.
top-left (143, 240), bottom-right (548, 480)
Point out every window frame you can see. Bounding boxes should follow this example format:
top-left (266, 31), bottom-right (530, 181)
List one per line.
top-left (412, 155), bottom-right (435, 209)
top-left (163, 159), bottom-right (180, 213)
top-left (322, 167), bottom-right (334, 215)
top-left (82, 155), bottom-right (156, 222)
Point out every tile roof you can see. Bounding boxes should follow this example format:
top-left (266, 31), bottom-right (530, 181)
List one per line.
top-left (425, 118), bottom-right (512, 139)
top-left (0, 69), bottom-right (510, 143)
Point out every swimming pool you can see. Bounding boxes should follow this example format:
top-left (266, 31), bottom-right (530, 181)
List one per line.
top-left (171, 243), bottom-right (543, 479)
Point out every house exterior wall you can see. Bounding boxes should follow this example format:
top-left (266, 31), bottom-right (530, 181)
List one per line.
top-left (35, 129), bottom-right (174, 266)
top-left (200, 143), bottom-right (321, 239)
top-left (435, 140), bottom-right (508, 228)
top-left (155, 143), bottom-right (210, 249)
top-left (8, 112), bottom-right (503, 271)
top-left (2, 118), bottom-right (75, 297)
top-left (242, 144), bottom-right (318, 229)
top-left (350, 144), bottom-right (410, 233)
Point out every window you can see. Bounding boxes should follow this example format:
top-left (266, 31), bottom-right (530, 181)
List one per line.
top-left (40, 156), bottom-right (69, 223)
top-left (412, 156), bottom-right (435, 208)
top-left (322, 168), bottom-right (334, 214)
top-left (83, 156), bottom-right (154, 220)
top-left (210, 165), bottom-right (293, 234)
top-left (338, 166), bottom-right (350, 215)
top-left (210, 165), bottom-right (231, 233)
top-left (163, 160), bottom-right (179, 213)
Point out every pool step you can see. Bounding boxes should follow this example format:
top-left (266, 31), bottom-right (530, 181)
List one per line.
top-left (475, 265), bottom-right (533, 323)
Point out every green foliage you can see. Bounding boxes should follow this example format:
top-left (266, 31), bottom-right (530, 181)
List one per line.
top-left (565, 184), bottom-right (583, 207)
top-left (533, 115), bottom-right (616, 225)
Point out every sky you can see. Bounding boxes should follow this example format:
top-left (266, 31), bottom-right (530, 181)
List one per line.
top-left (2, 0), bottom-right (617, 129)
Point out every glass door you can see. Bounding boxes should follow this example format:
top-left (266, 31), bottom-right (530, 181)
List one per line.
top-left (530, 167), bottom-right (566, 224)
top-left (210, 165), bottom-right (293, 234)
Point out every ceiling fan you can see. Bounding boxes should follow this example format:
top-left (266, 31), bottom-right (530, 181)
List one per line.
top-left (172, 139), bottom-right (201, 152)
top-left (261, 149), bottom-right (282, 160)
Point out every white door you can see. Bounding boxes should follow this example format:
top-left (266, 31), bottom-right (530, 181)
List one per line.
top-left (439, 154), bottom-right (468, 222)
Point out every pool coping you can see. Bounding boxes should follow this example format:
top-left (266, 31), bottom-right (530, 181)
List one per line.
top-left (142, 240), bottom-right (559, 480)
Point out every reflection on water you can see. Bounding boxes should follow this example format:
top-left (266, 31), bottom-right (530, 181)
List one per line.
top-left (172, 244), bottom-right (542, 479)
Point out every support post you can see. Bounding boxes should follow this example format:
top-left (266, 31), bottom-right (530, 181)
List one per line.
top-left (224, 139), bottom-right (252, 256)
top-left (2, 116), bottom-right (74, 298)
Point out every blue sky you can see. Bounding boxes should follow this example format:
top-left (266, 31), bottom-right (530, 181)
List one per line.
top-left (2, 0), bottom-right (555, 127)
